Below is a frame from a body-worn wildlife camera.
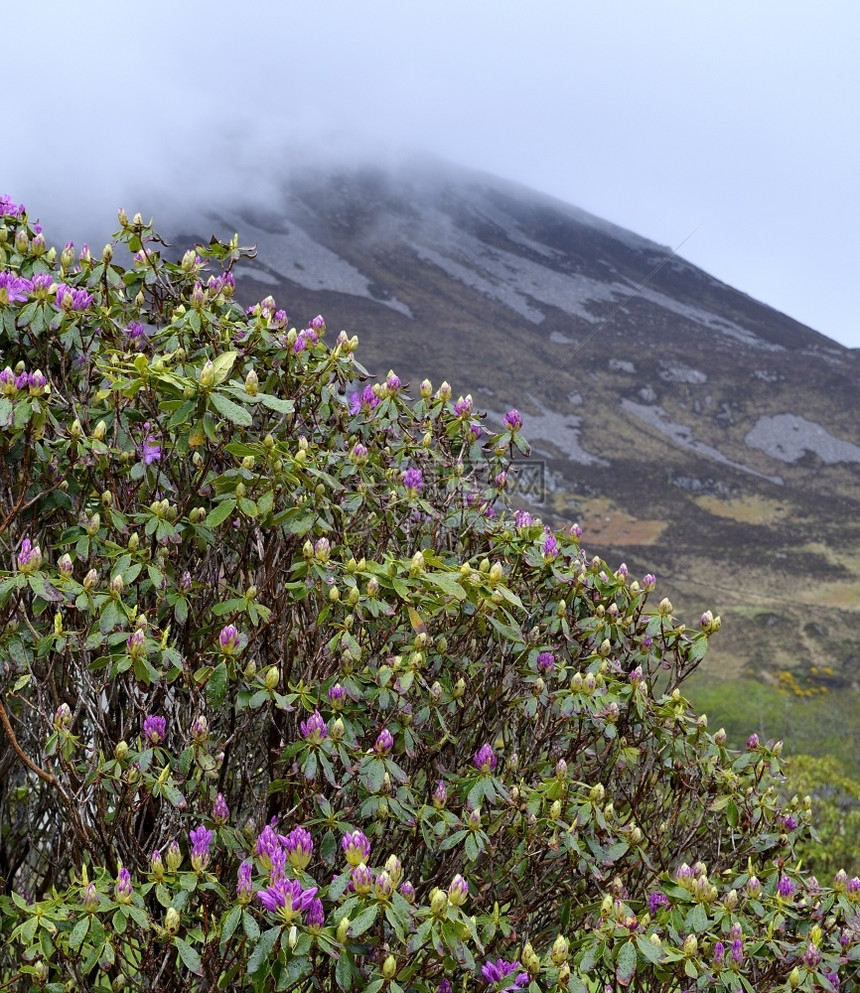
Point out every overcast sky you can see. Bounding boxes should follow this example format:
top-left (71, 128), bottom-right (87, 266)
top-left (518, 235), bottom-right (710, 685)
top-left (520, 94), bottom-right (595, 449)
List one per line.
top-left (6, 1), bottom-right (859, 348)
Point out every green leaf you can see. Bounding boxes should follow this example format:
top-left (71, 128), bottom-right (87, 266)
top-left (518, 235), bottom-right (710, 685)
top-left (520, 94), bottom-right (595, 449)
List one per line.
top-left (220, 905), bottom-right (242, 946)
top-left (256, 393), bottom-right (295, 414)
top-left (635, 934), bottom-right (664, 965)
top-left (349, 903), bottom-right (379, 937)
top-left (67, 915), bottom-right (90, 951)
top-left (204, 499), bottom-right (237, 529)
top-left (257, 489), bottom-right (275, 518)
top-left (209, 391), bottom-right (252, 426)
top-left (210, 350), bottom-right (238, 385)
top-left (166, 398), bottom-right (197, 429)
top-left (207, 661), bottom-right (228, 708)
top-left (242, 910), bottom-right (260, 941)
top-left (426, 571), bottom-right (467, 600)
top-left (685, 902), bottom-right (709, 933)
top-left (162, 781), bottom-right (186, 808)
top-left (615, 940), bottom-right (637, 986)
top-left (247, 925), bottom-right (280, 973)
top-left (174, 936), bottom-right (203, 976)
top-left (336, 948), bottom-right (353, 990)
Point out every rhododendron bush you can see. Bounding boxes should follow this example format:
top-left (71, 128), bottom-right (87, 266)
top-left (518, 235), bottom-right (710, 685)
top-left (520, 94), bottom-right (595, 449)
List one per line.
top-left (0, 196), bottom-right (858, 992)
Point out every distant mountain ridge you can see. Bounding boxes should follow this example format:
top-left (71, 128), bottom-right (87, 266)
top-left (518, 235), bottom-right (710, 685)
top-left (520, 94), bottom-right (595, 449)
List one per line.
top-left (165, 159), bottom-right (860, 695)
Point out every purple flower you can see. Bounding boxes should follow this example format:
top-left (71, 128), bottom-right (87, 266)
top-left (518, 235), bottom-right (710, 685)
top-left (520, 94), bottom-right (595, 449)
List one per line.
top-left (542, 527), bottom-right (558, 558)
top-left (712, 941), bottom-right (725, 966)
top-left (219, 624), bottom-right (241, 654)
top-left (54, 282), bottom-right (92, 312)
top-left (237, 859), bottom-right (254, 905)
top-left (469, 423), bottom-right (483, 440)
top-left (745, 732), bottom-right (759, 751)
top-left (126, 628), bottom-right (146, 659)
top-left (256, 824), bottom-right (285, 870)
top-left (350, 862), bottom-right (373, 894)
top-left (776, 875), bottom-right (795, 899)
top-left (115, 866), bottom-right (133, 904)
top-left (514, 508), bottom-right (534, 528)
top-left (448, 874), bottom-right (469, 906)
top-left (151, 849), bottom-right (165, 880)
top-left (138, 421), bottom-right (161, 465)
top-left (0, 194), bottom-right (24, 217)
top-left (402, 467), bottom-right (424, 493)
top-left (16, 538), bottom-right (42, 575)
top-left (142, 715), bottom-right (166, 746)
top-left (165, 839), bottom-right (182, 871)
top-left (309, 314), bottom-right (325, 333)
top-left (190, 825), bottom-right (213, 871)
top-left (0, 272), bottom-right (31, 305)
top-left (730, 938), bottom-right (743, 965)
top-left (293, 328), bottom-right (318, 352)
top-left (327, 683), bottom-right (346, 709)
top-left (350, 442), bottom-right (368, 464)
top-left (190, 714), bottom-right (208, 742)
top-left (503, 409), bottom-right (523, 432)
top-left (453, 395), bottom-right (473, 418)
top-left (648, 892), bottom-right (670, 915)
top-left (481, 958), bottom-right (528, 989)
top-left (29, 272), bottom-right (53, 298)
top-left (675, 863), bottom-right (694, 886)
top-left (350, 384), bottom-right (380, 416)
top-left (802, 943), bottom-right (822, 969)
top-left (438, 981), bottom-right (453, 993)
top-left (385, 372), bottom-right (402, 393)
top-left (212, 792), bottom-right (230, 825)
top-left (341, 830), bottom-right (371, 866)
top-left (27, 370), bottom-right (47, 395)
top-left (284, 826), bottom-right (314, 870)
top-left (537, 652), bottom-right (556, 674)
top-left (300, 709), bottom-right (328, 743)
top-left (778, 814), bottom-right (798, 832)
top-left (401, 880), bottom-right (416, 903)
top-left (82, 882), bottom-right (100, 913)
top-left (257, 876), bottom-right (318, 923)
top-left (306, 896), bottom-right (325, 928)
top-left (433, 780), bottom-right (448, 808)
top-left (126, 321), bottom-right (147, 345)
top-left (374, 728), bottom-right (394, 754)
top-left (474, 743), bottom-right (497, 773)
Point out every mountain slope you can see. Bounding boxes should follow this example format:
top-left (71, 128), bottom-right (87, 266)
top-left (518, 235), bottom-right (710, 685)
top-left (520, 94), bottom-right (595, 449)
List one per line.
top-left (165, 159), bottom-right (860, 723)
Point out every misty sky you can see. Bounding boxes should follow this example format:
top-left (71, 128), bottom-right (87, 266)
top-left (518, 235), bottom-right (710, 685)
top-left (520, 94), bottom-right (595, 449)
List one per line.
top-left (5, 1), bottom-right (859, 348)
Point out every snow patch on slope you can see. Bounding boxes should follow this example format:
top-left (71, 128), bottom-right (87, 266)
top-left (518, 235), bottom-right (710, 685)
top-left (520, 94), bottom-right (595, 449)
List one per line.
top-left (745, 415), bottom-right (860, 465)
top-left (406, 206), bottom-right (625, 325)
top-left (197, 210), bottom-right (412, 316)
top-left (621, 400), bottom-right (784, 485)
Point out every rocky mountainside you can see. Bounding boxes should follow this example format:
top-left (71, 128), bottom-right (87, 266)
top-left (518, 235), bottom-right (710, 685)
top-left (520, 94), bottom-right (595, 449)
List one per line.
top-left (165, 159), bottom-right (860, 720)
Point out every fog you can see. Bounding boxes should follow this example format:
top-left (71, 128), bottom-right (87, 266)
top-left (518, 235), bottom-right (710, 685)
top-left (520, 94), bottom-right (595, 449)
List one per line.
top-left (5, 1), bottom-right (859, 347)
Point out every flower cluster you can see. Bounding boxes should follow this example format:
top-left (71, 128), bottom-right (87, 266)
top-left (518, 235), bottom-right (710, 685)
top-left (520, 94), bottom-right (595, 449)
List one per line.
top-left (54, 282), bottom-right (93, 312)
top-left (0, 272), bottom-right (32, 305)
top-left (0, 367), bottom-right (49, 396)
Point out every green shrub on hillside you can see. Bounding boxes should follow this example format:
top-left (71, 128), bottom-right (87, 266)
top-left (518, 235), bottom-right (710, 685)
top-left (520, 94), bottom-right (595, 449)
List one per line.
top-left (781, 755), bottom-right (860, 879)
top-left (0, 195), bottom-right (857, 991)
